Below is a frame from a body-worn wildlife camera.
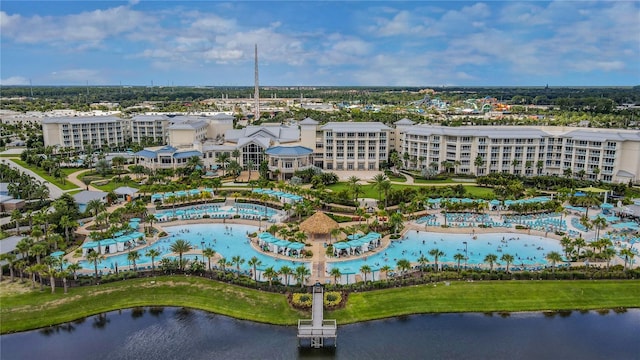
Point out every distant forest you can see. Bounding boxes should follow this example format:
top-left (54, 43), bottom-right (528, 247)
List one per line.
top-left (1, 85), bottom-right (639, 113)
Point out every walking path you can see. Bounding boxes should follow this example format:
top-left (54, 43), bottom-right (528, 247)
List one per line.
top-left (66, 168), bottom-right (100, 191)
top-left (2, 157), bottom-right (66, 199)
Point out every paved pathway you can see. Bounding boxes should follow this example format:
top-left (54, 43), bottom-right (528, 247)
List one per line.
top-left (66, 168), bottom-right (100, 191)
top-left (2, 157), bottom-right (66, 199)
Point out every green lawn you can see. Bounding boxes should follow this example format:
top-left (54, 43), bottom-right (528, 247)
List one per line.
top-left (325, 182), bottom-right (495, 200)
top-left (412, 178), bottom-right (456, 184)
top-left (93, 178), bottom-right (141, 192)
top-left (10, 159), bottom-right (80, 190)
top-left (329, 280), bottom-right (640, 323)
top-left (1, 277), bottom-right (638, 333)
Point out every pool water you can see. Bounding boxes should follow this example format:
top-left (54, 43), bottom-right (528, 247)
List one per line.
top-left (76, 224), bottom-right (310, 274)
top-left (327, 230), bottom-right (564, 275)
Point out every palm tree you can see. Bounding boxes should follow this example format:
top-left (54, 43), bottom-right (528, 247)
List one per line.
top-left (279, 265), bottom-right (293, 286)
top-left (248, 256), bottom-right (262, 281)
top-left (417, 254), bottom-right (429, 273)
top-left (231, 255), bottom-right (245, 278)
top-left (295, 265), bottom-right (310, 288)
top-left (263, 266), bottom-right (277, 287)
top-left (360, 264), bottom-right (371, 283)
top-left (591, 216), bottom-right (607, 241)
top-left (380, 265), bottom-right (392, 282)
top-left (67, 263), bottom-right (82, 280)
top-left (144, 249), bottom-right (160, 275)
top-left (10, 209), bottom-right (22, 234)
top-left (127, 250), bottom-right (140, 271)
top-left (372, 173), bottom-right (388, 202)
top-left (546, 251), bottom-right (563, 273)
top-left (500, 254), bottom-right (515, 273)
top-left (396, 259), bottom-right (411, 276)
top-left (474, 155), bottom-right (484, 176)
top-left (428, 248), bottom-right (445, 272)
top-left (0, 253), bottom-right (16, 282)
top-left (246, 159), bottom-right (255, 180)
top-left (329, 267), bottom-right (342, 285)
top-left (216, 153), bottom-right (230, 176)
top-left (453, 253), bottom-right (465, 272)
top-left (170, 239), bottom-right (192, 271)
top-left (202, 248), bottom-right (216, 272)
top-left (59, 215), bottom-right (79, 244)
top-left (573, 237), bottom-right (586, 260)
top-left (601, 248), bottom-right (616, 270)
top-left (378, 180), bottom-right (392, 209)
top-left (484, 253), bottom-right (498, 272)
top-left (218, 257), bottom-right (228, 272)
top-left (232, 149), bottom-right (240, 164)
top-left (619, 248), bottom-right (635, 271)
top-left (86, 251), bottom-right (104, 279)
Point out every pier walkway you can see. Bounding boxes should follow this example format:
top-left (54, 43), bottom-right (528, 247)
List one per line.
top-left (297, 283), bottom-right (337, 348)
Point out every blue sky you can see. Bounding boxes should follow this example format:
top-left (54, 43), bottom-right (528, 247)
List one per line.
top-left (1, 1), bottom-right (639, 86)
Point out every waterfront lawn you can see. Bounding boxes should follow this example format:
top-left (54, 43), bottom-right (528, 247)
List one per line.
top-left (0, 276), bottom-right (304, 334)
top-left (329, 280), bottom-right (640, 323)
top-left (10, 159), bottom-right (79, 190)
top-left (326, 182), bottom-right (495, 200)
top-left (93, 179), bottom-right (141, 192)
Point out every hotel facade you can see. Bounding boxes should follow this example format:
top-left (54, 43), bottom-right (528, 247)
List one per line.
top-left (42, 115), bottom-right (640, 183)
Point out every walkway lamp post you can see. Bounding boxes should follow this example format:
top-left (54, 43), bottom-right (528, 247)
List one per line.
top-left (463, 241), bottom-right (468, 270)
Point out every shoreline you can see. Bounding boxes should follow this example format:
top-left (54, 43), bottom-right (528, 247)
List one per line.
top-left (1, 277), bottom-right (639, 334)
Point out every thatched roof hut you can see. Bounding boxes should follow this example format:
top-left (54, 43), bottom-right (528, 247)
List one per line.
top-left (299, 212), bottom-right (339, 239)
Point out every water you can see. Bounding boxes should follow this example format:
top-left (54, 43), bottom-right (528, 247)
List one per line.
top-left (77, 224), bottom-right (310, 273)
top-left (328, 230), bottom-right (564, 275)
top-left (2, 308), bottom-right (638, 359)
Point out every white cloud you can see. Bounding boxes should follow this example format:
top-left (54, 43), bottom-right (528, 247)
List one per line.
top-left (0, 76), bottom-right (29, 86)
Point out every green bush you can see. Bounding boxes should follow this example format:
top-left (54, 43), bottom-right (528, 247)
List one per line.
top-left (292, 293), bottom-right (312, 308)
top-left (324, 291), bottom-right (342, 307)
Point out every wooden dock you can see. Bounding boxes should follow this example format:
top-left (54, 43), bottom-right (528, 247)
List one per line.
top-left (297, 283), bottom-right (337, 348)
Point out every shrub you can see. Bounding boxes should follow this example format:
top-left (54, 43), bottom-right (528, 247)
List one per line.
top-left (291, 293), bottom-right (312, 308)
top-left (324, 291), bottom-right (342, 307)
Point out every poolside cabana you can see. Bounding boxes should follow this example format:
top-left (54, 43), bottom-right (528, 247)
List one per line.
top-left (299, 212), bottom-right (339, 242)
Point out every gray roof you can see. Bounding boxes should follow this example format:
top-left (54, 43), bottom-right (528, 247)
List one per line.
top-left (41, 116), bottom-right (122, 125)
top-left (211, 113), bottom-right (235, 121)
top-left (265, 146), bottom-right (313, 156)
top-left (0, 235), bottom-right (26, 256)
top-left (237, 137), bottom-right (271, 149)
top-left (225, 125), bottom-right (300, 143)
top-left (321, 122), bottom-right (392, 131)
top-left (0, 182), bottom-right (9, 193)
top-left (131, 114), bottom-right (170, 122)
top-left (404, 125), bottom-right (548, 139)
top-left (168, 120), bottom-right (208, 130)
top-left (563, 129), bottom-right (640, 142)
top-left (73, 190), bottom-right (107, 205)
top-left (113, 186), bottom-right (139, 195)
top-left (299, 117), bottom-right (319, 125)
top-left (394, 118), bottom-right (415, 125)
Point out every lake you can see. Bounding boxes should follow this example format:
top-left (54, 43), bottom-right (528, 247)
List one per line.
top-left (2, 307), bottom-right (638, 359)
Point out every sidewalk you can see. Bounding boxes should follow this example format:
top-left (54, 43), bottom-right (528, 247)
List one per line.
top-left (2, 157), bottom-right (66, 199)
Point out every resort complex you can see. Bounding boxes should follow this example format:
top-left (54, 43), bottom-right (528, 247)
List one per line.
top-left (38, 114), bottom-right (640, 183)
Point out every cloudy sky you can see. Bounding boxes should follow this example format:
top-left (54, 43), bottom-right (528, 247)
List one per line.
top-left (1, 1), bottom-right (639, 86)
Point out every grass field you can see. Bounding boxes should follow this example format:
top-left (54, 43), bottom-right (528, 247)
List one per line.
top-left (1, 276), bottom-right (638, 333)
top-left (326, 182), bottom-right (495, 200)
top-left (93, 178), bottom-right (141, 192)
top-left (10, 159), bottom-right (80, 190)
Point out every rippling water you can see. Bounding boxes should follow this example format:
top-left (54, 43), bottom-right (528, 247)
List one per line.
top-left (2, 308), bottom-right (639, 359)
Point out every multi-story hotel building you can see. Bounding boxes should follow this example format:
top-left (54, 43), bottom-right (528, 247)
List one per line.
top-left (42, 114), bottom-right (640, 183)
top-left (399, 123), bottom-right (640, 183)
top-left (130, 115), bottom-right (170, 144)
top-left (42, 116), bottom-right (127, 150)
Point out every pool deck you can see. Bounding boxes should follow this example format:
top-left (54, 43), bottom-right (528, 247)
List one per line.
top-left (69, 207), bottom-right (634, 277)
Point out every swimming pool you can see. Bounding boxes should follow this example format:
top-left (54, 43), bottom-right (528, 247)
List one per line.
top-left (327, 230), bottom-right (564, 277)
top-left (75, 223), bottom-right (310, 274)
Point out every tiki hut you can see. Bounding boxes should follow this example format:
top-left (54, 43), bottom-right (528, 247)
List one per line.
top-left (298, 212), bottom-right (339, 241)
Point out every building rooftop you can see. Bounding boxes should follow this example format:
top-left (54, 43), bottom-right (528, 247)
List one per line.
top-left (299, 117), bottom-right (319, 125)
top-left (320, 122), bottom-right (392, 131)
top-left (404, 125), bottom-right (548, 139)
top-left (265, 146), bottom-right (313, 156)
top-left (41, 116), bottom-right (123, 124)
top-left (73, 190), bottom-right (107, 204)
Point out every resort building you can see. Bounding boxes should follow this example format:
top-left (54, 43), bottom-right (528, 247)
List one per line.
top-left (399, 125), bottom-right (640, 183)
top-left (42, 116), bottom-right (127, 151)
top-left (41, 113), bottom-right (639, 183)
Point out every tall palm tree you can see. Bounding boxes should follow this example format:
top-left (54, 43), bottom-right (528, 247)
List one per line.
top-left (329, 267), bottom-right (342, 285)
top-left (474, 155), bottom-right (484, 176)
top-left (59, 215), bottom-right (79, 244)
top-left (428, 248), bottom-right (445, 272)
top-left (145, 249), bottom-right (160, 275)
top-left (453, 253), bottom-right (465, 272)
top-left (279, 265), bottom-right (293, 286)
top-left (591, 216), bottom-right (607, 241)
top-left (127, 250), bottom-right (140, 271)
top-left (0, 253), bottom-right (17, 282)
top-left (216, 153), bottom-right (230, 177)
top-left (170, 239), bottom-right (192, 271)
top-left (248, 256), bottom-right (262, 281)
top-left (295, 265), bottom-right (310, 288)
top-left (372, 173), bottom-right (388, 202)
top-left (67, 263), bottom-right (82, 280)
top-left (396, 258), bottom-right (411, 276)
top-left (380, 265), bottom-right (392, 283)
top-left (417, 254), bottom-right (429, 273)
top-left (87, 251), bottom-right (104, 279)
top-left (360, 264), bottom-right (371, 283)
top-left (231, 255), bottom-right (245, 278)
top-left (500, 254), bottom-right (515, 273)
top-left (202, 248), bottom-right (216, 272)
top-left (263, 266), bottom-right (277, 286)
top-left (484, 253), bottom-right (498, 272)
top-left (10, 209), bottom-right (22, 234)
top-left (218, 257), bottom-right (228, 272)
top-left (619, 248), bottom-right (635, 271)
top-left (546, 251), bottom-right (563, 273)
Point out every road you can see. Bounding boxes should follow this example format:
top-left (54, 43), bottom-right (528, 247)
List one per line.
top-left (2, 158), bottom-right (66, 199)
